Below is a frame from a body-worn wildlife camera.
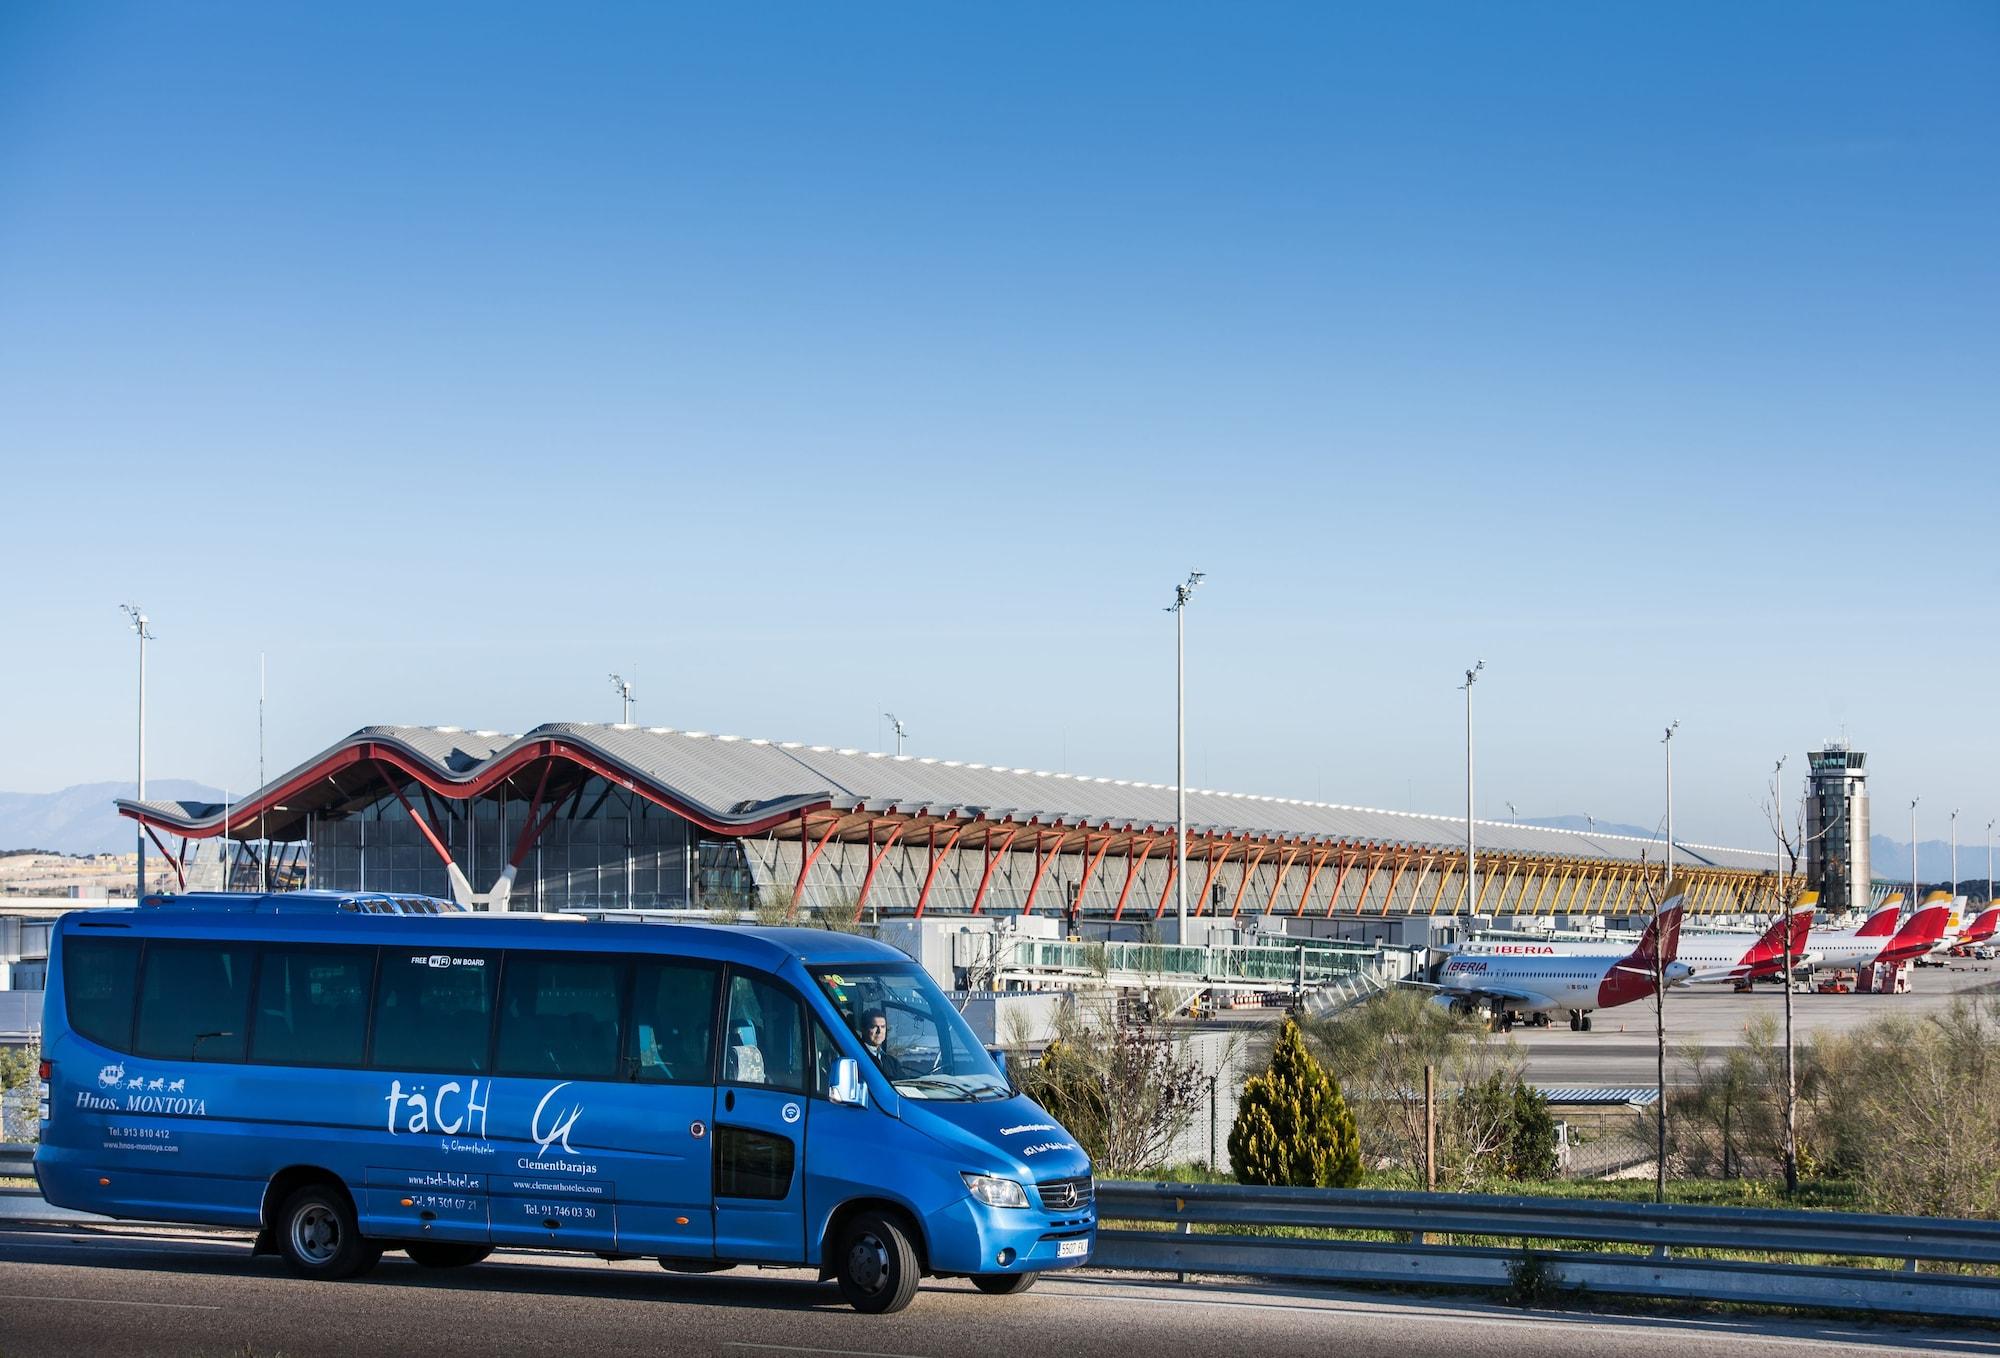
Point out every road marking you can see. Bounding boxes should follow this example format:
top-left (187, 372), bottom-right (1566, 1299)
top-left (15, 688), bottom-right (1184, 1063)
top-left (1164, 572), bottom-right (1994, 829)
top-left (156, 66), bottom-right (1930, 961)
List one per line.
top-left (722, 1343), bottom-right (932, 1358)
top-left (0, 1292), bottom-right (223, 1311)
top-left (1029, 1281), bottom-right (1961, 1354)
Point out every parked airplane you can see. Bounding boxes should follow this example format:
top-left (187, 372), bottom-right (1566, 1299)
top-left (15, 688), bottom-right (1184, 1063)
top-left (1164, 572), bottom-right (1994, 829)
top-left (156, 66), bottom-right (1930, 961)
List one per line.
top-left (1945, 905), bottom-right (1999, 953)
top-left (1425, 886), bottom-right (1688, 1031)
top-left (1803, 891), bottom-right (1951, 972)
top-left (1450, 899), bottom-right (1812, 986)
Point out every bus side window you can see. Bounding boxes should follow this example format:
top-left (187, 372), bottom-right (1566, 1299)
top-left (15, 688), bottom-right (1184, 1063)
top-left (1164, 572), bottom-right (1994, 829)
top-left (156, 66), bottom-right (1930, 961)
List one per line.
top-left (134, 942), bottom-right (254, 1063)
top-left (811, 1019), bottom-right (845, 1100)
top-left (721, 971), bottom-right (806, 1092)
top-left (626, 960), bottom-right (719, 1083)
top-left (496, 953), bottom-right (625, 1081)
top-left (368, 949), bottom-right (497, 1073)
top-left (251, 947), bottom-right (372, 1066)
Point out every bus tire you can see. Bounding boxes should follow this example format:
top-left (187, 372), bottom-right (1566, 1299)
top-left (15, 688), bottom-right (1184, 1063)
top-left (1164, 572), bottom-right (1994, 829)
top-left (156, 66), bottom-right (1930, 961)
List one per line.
top-left (276, 1183), bottom-right (381, 1280)
top-left (836, 1210), bottom-right (921, 1314)
top-left (971, 1272), bottom-right (1038, 1296)
top-left (405, 1242), bottom-right (493, 1269)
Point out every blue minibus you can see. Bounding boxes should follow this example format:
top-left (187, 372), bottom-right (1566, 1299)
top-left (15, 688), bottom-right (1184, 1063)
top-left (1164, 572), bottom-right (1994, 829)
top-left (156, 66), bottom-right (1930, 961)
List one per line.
top-left (35, 892), bottom-right (1095, 1313)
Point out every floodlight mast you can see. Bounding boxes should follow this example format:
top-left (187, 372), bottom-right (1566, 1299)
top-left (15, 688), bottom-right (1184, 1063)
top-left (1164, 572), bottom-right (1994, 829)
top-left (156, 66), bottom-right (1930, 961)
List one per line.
top-left (1951, 808), bottom-right (1960, 904)
top-left (1662, 721), bottom-right (1680, 888)
top-left (259, 653), bottom-right (267, 891)
top-left (1461, 661), bottom-right (1484, 912)
top-left (119, 604), bottom-right (154, 898)
top-left (1169, 571), bottom-right (1204, 942)
top-left (609, 673), bottom-right (633, 724)
top-left (883, 713), bottom-right (907, 756)
top-left (1910, 797), bottom-right (1920, 909)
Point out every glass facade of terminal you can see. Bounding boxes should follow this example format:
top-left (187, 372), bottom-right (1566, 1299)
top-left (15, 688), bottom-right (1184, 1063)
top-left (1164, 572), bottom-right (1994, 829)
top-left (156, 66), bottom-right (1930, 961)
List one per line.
top-left (303, 775), bottom-right (755, 909)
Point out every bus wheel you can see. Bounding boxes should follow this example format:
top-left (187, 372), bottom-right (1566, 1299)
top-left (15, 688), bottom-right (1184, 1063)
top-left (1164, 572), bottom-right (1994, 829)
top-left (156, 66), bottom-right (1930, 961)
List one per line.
top-left (405, 1242), bottom-right (493, 1269)
top-left (836, 1211), bottom-right (921, 1314)
top-left (277, 1184), bottom-right (381, 1280)
top-left (972, 1272), bottom-right (1038, 1296)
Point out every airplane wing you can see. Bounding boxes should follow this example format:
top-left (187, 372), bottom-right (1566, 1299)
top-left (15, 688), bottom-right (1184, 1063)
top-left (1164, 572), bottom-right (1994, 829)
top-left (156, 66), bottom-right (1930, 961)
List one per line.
top-left (1676, 965), bottom-right (1751, 985)
top-left (1410, 978), bottom-right (1547, 1005)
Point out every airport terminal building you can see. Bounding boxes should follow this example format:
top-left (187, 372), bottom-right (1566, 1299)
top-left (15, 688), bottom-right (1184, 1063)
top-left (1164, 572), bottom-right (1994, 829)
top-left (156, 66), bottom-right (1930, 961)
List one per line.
top-left (120, 722), bottom-right (1786, 932)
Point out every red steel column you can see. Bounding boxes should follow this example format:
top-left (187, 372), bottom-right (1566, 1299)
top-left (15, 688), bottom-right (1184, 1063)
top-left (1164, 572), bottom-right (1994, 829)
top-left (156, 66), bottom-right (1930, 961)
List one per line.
top-left (914, 819), bottom-right (971, 919)
top-left (970, 825), bottom-right (1021, 915)
top-left (853, 819), bottom-right (915, 921)
top-left (1114, 837), bottom-right (1159, 921)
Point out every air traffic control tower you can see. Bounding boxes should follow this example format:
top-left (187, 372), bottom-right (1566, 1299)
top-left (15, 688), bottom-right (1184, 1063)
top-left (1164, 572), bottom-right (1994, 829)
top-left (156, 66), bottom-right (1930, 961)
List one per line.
top-left (1805, 743), bottom-right (1871, 915)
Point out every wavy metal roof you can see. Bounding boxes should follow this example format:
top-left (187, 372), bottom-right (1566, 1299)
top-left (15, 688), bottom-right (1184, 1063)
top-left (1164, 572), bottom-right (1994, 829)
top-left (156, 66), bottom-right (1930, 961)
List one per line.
top-left (118, 721), bottom-right (1778, 872)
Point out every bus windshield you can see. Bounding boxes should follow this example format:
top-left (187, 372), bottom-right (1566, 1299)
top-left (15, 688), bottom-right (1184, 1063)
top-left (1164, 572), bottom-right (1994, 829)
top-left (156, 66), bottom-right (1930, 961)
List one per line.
top-left (810, 963), bottom-right (1010, 1101)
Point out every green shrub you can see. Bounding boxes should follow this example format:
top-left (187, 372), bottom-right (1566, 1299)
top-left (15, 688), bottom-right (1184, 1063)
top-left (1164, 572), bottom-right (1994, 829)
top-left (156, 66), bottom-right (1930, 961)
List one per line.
top-left (1228, 1018), bottom-right (1361, 1188)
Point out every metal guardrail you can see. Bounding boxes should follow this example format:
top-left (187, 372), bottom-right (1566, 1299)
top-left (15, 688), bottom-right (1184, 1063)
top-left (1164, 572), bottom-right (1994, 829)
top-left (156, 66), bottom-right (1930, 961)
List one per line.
top-left (0, 1144), bottom-right (35, 1179)
top-left (1093, 1180), bottom-right (2000, 1320)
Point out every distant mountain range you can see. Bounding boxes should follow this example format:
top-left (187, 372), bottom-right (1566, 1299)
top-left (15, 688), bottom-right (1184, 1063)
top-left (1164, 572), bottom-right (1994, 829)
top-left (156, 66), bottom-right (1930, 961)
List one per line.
top-left (1866, 835), bottom-right (1996, 891)
top-left (0, 781), bottom-right (224, 856)
top-left (1522, 814), bottom-right (1659, 840)
top-left (1522, 814), bottom-right (1982, 887)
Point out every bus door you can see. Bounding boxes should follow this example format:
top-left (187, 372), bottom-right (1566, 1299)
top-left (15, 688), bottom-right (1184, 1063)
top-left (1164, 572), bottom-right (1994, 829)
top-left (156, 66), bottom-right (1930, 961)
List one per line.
top-left (601, 958), bottom-right (723, 1259)
top-left (712, 968), bottom-right (810, 1263)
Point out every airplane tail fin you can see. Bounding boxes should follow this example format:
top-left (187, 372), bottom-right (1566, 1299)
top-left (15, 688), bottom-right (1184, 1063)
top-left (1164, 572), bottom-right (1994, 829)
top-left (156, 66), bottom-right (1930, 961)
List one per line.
top-left (1891, 897), bottom-right (1953, 951)
top-left (1960, 907), bottom-right (2000, 944)
top-left (1856, 894), bottom-right (1905, 937)
top-left (1750, 898), bottom-right (1816, 963)
top-left (1629, 881), bottom-right (1688, 967)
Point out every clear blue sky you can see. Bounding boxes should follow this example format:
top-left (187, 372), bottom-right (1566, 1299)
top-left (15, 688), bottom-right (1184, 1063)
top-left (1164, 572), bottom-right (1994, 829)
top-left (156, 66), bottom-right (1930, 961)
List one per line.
top-left (1, 3), bottom-right (1994, 850)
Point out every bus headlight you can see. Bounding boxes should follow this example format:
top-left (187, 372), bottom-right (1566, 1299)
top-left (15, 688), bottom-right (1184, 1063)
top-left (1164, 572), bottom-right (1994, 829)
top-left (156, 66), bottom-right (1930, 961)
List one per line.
top-left (961, 1173), bottom-right (1029, 1209)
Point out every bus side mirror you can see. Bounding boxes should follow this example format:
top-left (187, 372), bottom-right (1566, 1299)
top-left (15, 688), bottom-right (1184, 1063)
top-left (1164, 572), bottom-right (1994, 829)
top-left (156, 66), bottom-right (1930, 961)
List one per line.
top-left (830, 1058), bottom-right (868, 1107)
top-left (986, 1046), bottom-right (1015, 1091)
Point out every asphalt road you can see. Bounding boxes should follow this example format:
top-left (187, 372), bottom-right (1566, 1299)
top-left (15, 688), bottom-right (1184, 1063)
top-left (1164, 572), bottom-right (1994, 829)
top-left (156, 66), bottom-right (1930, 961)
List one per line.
top-left (1, 1220), bottom-right (1995, 1358)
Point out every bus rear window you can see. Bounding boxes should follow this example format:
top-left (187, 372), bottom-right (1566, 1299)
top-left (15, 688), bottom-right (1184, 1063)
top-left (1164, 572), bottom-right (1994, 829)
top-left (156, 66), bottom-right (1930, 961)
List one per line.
top-left (63, 935), bottom-right (141, 1051)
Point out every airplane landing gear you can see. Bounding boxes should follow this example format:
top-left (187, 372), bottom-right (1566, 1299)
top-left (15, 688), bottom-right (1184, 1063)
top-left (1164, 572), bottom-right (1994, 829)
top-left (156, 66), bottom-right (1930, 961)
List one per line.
top-left (1568, 1010), bottom-right (1591, 1032)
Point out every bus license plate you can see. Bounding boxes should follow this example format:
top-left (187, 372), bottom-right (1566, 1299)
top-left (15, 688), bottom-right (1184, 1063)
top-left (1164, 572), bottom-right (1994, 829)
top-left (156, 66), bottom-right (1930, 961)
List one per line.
top-left (1057, 1239), bottom-right (1088, 1259)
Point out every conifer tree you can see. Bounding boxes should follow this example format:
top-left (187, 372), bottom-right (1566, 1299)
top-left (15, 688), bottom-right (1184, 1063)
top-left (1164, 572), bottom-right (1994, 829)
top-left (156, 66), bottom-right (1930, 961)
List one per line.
top-left (1229, 1017), bottom-right (1362, 1187)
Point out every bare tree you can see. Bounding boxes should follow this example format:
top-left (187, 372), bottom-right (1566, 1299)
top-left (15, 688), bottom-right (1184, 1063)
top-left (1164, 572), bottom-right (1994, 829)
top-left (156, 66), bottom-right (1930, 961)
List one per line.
top-left (1013, 996), bottom-right (1211, 1176)
top-left (1627, 852), bottom-right (1673, 1203)
top-left (1764, 759), bottom-right (1829, 1195)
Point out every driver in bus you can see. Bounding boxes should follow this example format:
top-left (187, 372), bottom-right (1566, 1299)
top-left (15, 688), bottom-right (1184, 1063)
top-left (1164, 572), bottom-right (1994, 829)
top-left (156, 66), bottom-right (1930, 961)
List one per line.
top-left (859, 1009), bottom-right (902, 1078)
